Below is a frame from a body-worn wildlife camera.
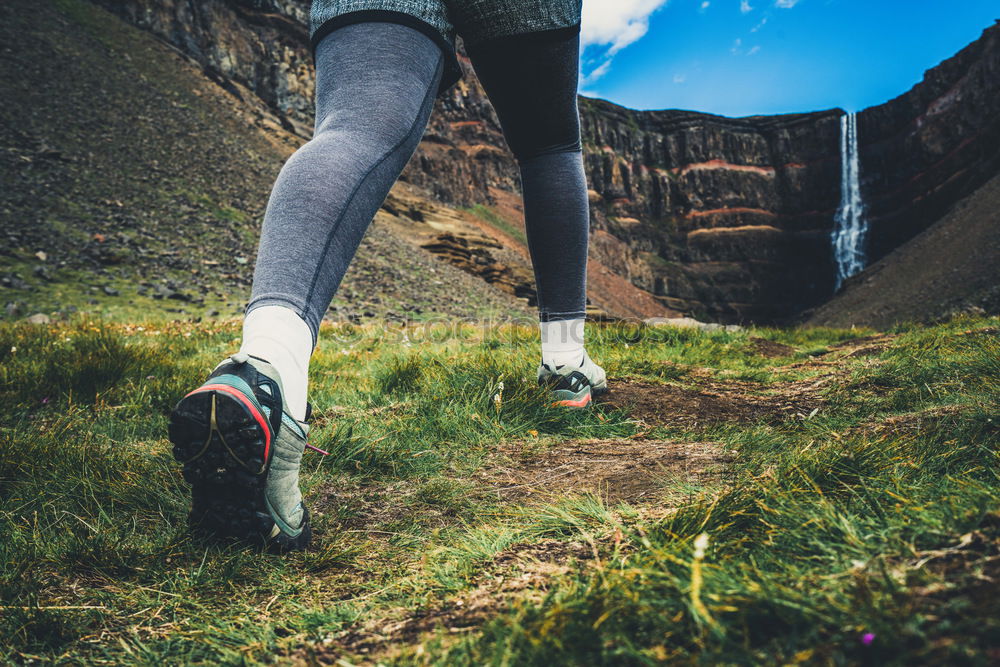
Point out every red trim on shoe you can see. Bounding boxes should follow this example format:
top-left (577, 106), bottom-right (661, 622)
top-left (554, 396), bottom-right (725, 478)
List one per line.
top-left (184, 384), bottom-right (273, 459)
top-left (552, 394), bottom-right (592, 408)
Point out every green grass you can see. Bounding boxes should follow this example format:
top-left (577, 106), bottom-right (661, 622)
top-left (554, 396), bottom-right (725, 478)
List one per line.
top-left (465, 204), bottom-right (528, 246)
top-left (0, 314), bottom-right (997, 664)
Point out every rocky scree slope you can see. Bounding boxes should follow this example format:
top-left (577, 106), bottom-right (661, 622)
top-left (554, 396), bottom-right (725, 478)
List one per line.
top-left (0, 0), bottom-right (530, 324)
top-left (58, 4), bottom-right (1000, 324)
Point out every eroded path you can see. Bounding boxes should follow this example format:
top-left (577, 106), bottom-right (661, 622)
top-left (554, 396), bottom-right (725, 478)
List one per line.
top-left (293, 335), bottom-right (901, 664)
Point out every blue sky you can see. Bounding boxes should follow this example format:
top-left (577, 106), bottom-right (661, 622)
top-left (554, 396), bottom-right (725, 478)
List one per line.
top-left (579, 0), bottom-right (999, 117)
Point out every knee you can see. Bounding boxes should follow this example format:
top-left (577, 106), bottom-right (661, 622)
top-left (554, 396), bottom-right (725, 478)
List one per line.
top-left (504, 112), bottom-right (582, 161)
top-left (512, 136), bottom-right (582, 162)
top-left (314, 109), bottom-right (422, 157)
top-left (282, 124), bottom-right (396, 176)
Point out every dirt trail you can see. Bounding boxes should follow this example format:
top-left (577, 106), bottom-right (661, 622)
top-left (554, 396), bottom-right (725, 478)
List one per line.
top-left (306, 433), bottom-right (733, 664)
top-left (295, 539), bottom-right (599, 664)
top-left (479, 438), bottom-right (731, 504)
top-left (299, 337), bottom-right (900, 664)
top-left (599, 376), bottom-right (830, 428)
top-left (598, 334), bottom-right (896, 429)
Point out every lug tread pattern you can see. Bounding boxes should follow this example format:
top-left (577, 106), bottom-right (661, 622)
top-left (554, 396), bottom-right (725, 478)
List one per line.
top-left (168, 389), bottom-right (310, 552)
top-left (207, 359), bottom-right (284, 442)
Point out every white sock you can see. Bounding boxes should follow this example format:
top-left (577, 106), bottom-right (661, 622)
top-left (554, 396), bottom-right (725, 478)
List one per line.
top-left (237, 305), bottom-right (313, 422)
top-left (540, 318), bottom-right (585, 368)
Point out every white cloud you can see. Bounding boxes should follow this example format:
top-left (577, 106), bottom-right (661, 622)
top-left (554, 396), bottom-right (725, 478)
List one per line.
top-left (751, 16), bottom-right (768, 31)
top-left (700, 1), bottom-right (711, 10)
top-left (775, 0), bottom-right (799, 7)
top-left (747, 45), bottom-right (761, 55)
top-left (673, 73), bottom-right (687, 84)
top-left (581, 0), bottom-right (670, 53)
top-left (730, 37), bottom-right (743, 54)
top-left (581, 59), bottom-right (613, 85)
top-left (740, 0), bottom-right (753, 13)
top-left (580, 0), bottom-right (670, 83)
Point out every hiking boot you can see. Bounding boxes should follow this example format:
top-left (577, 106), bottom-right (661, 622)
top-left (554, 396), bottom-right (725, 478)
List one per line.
top-left (168, 352), bottom-right (312, 551)
top-left (537, 349), bottom-right (608, 408)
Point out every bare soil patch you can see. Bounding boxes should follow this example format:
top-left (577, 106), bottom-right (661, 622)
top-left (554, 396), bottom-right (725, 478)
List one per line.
top-left (749, 337), bottom-right (797, 358)
top-left (599, 375), bottom-right (832, 429)
top-left (478, 438), bottom-right (731, 504)
top-left (296, 539), bottom-right (597, 664)
top-left (311, 476), bottom-right (467, 539)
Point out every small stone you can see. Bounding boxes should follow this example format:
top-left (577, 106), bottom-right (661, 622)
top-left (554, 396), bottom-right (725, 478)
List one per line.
top-left (153, 284), bottom-right (174, 300)
top-left (644, 316), bottom-right (703, 329)
top-left (644, 316), bottom-right (738, 332)
top-left (25, 313), bottom-right (50, 324)
top-left (103, 286), bottom-right (120, 296)
top-left (35, 251), bottom-right (47, 261)
top-left (1, 273), bottom-right (31, 290)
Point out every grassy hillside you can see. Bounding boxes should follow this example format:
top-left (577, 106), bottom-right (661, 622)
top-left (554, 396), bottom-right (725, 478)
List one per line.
top-left (1, 313), bottom-right (997, 664)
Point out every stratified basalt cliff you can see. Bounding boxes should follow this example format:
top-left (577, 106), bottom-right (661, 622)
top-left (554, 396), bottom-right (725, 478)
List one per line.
top-left (578, 103), bottom-right (844, 321)
top-left (89, 0), bottom-right (1000, 323)
top-left (860, 23), bottom-right (1000, 262)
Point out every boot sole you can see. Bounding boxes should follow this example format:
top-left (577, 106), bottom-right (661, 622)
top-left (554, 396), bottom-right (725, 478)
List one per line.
top-left (168, 388), bottom-right (310, 551)
top-left (550, 386), bottom-right (593, 408)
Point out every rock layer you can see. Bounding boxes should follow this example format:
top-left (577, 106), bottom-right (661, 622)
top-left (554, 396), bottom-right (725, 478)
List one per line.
top-left (859, 23), bottom-right (1000, 262)
top-left (578, 104), bottom-right (844, 321)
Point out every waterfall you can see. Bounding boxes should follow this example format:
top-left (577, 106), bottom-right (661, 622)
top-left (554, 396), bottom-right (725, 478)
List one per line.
top-left (831, 111), bottom-right (868, 290)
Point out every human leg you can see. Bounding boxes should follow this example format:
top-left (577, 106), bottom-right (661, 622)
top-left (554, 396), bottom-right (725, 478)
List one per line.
top-left (169, 20), bottom-right (445, 548)
top-left (239, 21), bottom-right (444, 421)
top-left (465, 29), bottom-right (604, 404)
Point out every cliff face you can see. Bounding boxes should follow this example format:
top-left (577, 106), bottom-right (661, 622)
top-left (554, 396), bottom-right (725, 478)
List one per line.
top-left (91, 1), bottom-right (1000, 323)
top-left (575, 21), bottom-right (1000, 323)
top-left (860, 22), bottom-right (1000, 262)
top-left (578, 104), bottom-right (844, 321)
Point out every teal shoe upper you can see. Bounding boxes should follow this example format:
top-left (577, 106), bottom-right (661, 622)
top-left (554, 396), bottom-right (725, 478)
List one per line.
top-left (206, 352), bottom-right (286, 439)
top-left (265, 412), bottom-right (309, 536)
top-left (208, 353), bottom-right (309, 535)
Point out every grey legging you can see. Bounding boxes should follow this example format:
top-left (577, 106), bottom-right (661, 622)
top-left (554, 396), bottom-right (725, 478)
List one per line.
top-left (246, 20), bottom-right (589, 346)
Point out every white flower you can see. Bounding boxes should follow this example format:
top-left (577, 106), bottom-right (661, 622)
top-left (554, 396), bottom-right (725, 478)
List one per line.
top-left (693, 533), bottom-right (709, 559)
